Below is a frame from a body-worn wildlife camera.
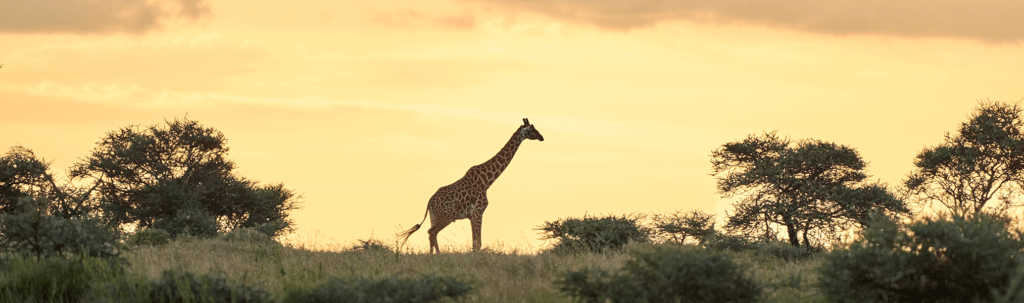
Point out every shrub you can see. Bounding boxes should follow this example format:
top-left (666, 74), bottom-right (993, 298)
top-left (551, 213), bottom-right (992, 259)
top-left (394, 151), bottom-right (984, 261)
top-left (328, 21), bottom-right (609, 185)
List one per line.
top-left (651, 209), bottom-right (716, 245)
top-left (819, 213), bottom-right (1024, 303)
top-left (149, 269), bottom-right (273, 303)
top-left (558, 244), bottom-right (761, 303)
top-left (288, 274), bottom-right (474, 303)
top-left (252, 219), bottom-right (289, 240)
top-left (346, 238), bottom-right (394, 253)
top-left (538, 214), bottom-right (651, 253)
top-left (750, 240), bottom-right (815, 261)
top-left (222, 227), bottom-right (273, 243)
top-left (0, 197), bottom-right (121, 260)
top-left (0, 256), bottom-right (122, 302)
top-left (151, 205), bottom-right (220, 239)
top-left (128, 228), bottom-right (172, 246)
top-left (702, 233), bottom-right (753, 252)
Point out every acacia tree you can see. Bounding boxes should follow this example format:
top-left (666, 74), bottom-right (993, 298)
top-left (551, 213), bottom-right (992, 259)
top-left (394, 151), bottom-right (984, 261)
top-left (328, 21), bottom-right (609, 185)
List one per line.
top-left (0, 147), bottom-right (119, 259)
top-left (711, 132), bottom-right (908, 247)
top-left (70, 118), bottom-right (300, 238)
top-left (905, 100), bottom-right (1024, 216)
top-left (0, 146), bottom-right (95, 217)
top-left (651, 209), bottom-right (716, 245)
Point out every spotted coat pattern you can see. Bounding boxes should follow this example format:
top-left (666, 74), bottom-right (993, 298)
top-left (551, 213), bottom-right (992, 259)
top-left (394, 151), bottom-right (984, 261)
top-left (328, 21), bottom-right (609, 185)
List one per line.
top-left (399, 119), bottom-right (544, 253)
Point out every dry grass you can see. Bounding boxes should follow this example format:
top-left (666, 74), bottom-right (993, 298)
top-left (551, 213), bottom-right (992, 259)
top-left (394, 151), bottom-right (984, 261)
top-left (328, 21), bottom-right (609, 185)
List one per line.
top-left (735, 252), bottom-right (827, 303)
top-left (123, 238), bottom-right (824, 302)
top-left (125, 238), bottom-right (627, 302)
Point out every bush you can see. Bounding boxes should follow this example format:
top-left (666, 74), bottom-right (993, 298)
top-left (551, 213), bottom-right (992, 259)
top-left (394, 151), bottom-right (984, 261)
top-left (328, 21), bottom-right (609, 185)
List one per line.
top-left (651, 209), bottom-right (716, 245)
top-left (819, 213), bottom-right (1024, 303)
top-left (750, 240), bottom-right (815, 261)
top-left (288, 274), bottom-right (474, 303)
top-left (0, 256), bottom-right (122, 302)
top-left (252, 219), bottom-right (289, 240)
top-left (128, 228), bottom-right (172, 246)
top-left (151, 205), bottom-right (220, 239)
top-left (222, 227), bottom-right (273, 243)
top-left (346, 238), bottom-right (394, 253)
top-left (558, 244), bottom-right (761, 303)
top-left (149, 269), bottom-right (273, 303)
top-left (702, 233), bottom-right (753, 252)
top-left (0, 197), bottom-right (121, 260)
top-left (538, 214), bottom-right (651, 253)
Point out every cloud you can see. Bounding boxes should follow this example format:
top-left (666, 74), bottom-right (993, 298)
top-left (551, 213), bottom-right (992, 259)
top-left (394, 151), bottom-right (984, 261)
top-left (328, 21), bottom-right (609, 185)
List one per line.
top-left (371, 9), bottom-right (477, 29)
top-left (476, 0), bottom-right (1024, 42)
top-left (0, 0), bottom-right (209, 34)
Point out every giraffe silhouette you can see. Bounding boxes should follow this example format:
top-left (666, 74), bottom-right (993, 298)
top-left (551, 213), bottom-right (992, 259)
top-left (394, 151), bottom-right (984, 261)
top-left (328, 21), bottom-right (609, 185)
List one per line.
top-left (398, 118), bottom-right (544, 253)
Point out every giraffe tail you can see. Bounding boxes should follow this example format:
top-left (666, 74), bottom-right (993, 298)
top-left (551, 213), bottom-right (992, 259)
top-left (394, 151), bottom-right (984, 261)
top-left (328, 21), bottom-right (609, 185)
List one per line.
top-left (396, 207), bottom-right (429, 251)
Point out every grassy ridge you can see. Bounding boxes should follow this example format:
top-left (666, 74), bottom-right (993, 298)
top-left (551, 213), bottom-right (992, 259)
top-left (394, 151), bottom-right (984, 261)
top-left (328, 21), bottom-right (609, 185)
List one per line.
top-left (122, 238), bottom-right (824, 302)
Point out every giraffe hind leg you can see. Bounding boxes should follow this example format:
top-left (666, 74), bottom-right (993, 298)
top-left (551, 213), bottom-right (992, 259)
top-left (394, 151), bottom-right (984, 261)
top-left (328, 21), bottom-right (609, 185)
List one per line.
top-left (427, 220), bottom-right (452, 254)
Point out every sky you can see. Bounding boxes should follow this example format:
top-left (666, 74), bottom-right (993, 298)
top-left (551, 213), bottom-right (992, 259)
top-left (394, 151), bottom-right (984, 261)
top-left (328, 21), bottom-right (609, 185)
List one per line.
top-left (1, 0), bottom-right (1022, 251)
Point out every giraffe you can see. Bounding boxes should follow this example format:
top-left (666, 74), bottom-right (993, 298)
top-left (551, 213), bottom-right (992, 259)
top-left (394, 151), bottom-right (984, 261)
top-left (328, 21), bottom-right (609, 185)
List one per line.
top-left (398, 118), bottom-right (544, 253)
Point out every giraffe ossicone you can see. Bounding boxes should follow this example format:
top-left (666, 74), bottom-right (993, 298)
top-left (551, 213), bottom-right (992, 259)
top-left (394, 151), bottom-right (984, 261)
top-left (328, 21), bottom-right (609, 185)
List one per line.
top-left (398, 119), bottom-right (544, 254)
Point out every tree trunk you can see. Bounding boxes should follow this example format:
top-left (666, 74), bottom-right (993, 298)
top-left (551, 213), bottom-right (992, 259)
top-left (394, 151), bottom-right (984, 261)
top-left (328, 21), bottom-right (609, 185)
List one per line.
top-left (802, 229), bottom-right (811, 247)
top-left (783, 214), bottom-right (800, 247)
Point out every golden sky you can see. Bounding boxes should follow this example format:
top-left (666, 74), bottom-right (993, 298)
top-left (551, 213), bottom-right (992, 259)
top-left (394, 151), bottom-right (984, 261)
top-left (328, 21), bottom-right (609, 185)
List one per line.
top-left (1, 0), bottom-right (1022, 251)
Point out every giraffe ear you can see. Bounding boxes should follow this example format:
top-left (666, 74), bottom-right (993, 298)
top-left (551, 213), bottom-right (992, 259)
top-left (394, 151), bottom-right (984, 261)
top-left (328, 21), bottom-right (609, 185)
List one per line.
top-left (523, 118), bottom-right (530, 126)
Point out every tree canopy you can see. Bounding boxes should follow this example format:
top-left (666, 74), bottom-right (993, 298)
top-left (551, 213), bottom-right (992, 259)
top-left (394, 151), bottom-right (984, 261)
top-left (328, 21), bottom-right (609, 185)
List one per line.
top-left (0, 146), bottom-right (95, 218)
top-left (905, 100), bottom-right (1024, 216)
top-left (69, 118), bottom-right (300, 238)
top-left (711, 132), bottom-right (908, 247)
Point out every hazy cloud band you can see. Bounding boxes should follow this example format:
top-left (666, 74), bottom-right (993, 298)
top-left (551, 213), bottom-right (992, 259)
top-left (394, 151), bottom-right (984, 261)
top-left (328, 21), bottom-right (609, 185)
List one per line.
top-left (480, 0), bottom-right (1024, 42)
top-left (0, 0), bottom-right (209, 34)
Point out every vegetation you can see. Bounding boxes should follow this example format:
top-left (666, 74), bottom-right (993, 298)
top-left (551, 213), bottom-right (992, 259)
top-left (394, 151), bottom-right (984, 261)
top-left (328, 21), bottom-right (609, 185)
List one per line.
top-left (0, 256), bottom-right (125, 302)
top-left (650, 209), bottom-right (716, 245)
top-left (0, 196), bottom-right (121, 260)
top-left (70, 118), bottom-right (301, 239)
top-left (0, 236), bottom-right (827, 303)
top-left (711, 131), bottom-right (909, 247)
top-left (127, 228), bottom-right (172, 246)
top-left (537, 214), bottom-right (651, 253)
top-left (820, 212), bottom-right (1024, 303)
top-left (287, 274), bottom-right (473, 303)
top-left (905, 100), bottom-right (1024, 216)
top-left (558, 244), bottom-right (761, 303)
top-left (0, 146), bottom-right (95, 218)
top-left (4, 101), bottom-right (1024, 302)
top-left (149, 269), bottom-right (275, 303)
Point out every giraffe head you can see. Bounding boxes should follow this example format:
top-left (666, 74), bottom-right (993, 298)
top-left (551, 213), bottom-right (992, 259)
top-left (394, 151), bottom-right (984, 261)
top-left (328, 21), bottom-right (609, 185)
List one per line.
top-left (520, 118), bottom-right (544, 141)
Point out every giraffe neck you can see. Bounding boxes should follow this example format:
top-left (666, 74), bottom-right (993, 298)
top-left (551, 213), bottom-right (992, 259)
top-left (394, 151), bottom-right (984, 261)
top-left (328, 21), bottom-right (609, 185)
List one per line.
top-left (478, 129), bottom-right (525, 188)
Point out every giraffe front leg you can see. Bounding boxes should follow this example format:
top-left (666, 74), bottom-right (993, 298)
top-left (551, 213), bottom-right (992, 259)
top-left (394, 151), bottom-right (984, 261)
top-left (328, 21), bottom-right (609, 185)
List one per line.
top-left (469, 214), bottom-right (483, 252)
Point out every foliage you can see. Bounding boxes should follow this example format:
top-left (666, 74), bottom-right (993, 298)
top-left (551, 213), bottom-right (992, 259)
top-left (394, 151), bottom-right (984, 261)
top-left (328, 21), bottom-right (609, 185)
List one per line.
top-left (149, 269), bottom-right (274, 303)
top-left (222, 227), bottom-right (273, 243)
top-left (0, 146), bottom-right (95, 218)
top-left (819, 213), bottom-right (1024, 303)
top-left (905, 100), bottom-right (1024, 216)
top-left (702, 233), bottom-right (753, 252)
top-left (70, 118), bottom-right (300, 238)
top-left (152, 204), bottom-right (222, 239)
top-left (748, 240), bottom-right (815, 262)
top-left (287, 274), bottom-right (474, 303)
top-left (0, 256), bottom-right (123, 302)
top-left (651, 209), bottom-right (716, 245)
top-left (711, 131), bottom-right (909, 247)
top-left (558, 244), bottom-right (761, 303)
top-left (128, 228), bottom-right (172, 246)
top-left (0, 197), bottom-right (121, 260)
top-left (346, 238), bottom-right (394, 253)
top-left (538, 214), bottom-right (651, 253)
